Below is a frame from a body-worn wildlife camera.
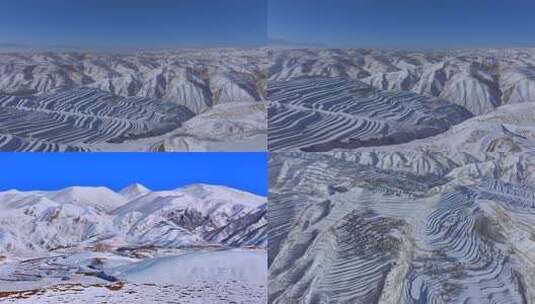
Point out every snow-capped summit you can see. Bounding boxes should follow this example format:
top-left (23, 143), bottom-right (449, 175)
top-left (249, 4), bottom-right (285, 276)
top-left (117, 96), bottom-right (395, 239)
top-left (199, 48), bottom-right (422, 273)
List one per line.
top-left (177, 183), bottom-right (266, 207)
top-left (0, 189), bottom-right (41, 208)
top-left (112, 183), bottom-right (267, 248)
top-left (0, 183), bottom-right (267, 253)
top-left (119, 183), bottom-right (151, 200)
top-left (47, 186), bottom-right (128, 212)
top-left (114, 184), bottom-right (261, 221)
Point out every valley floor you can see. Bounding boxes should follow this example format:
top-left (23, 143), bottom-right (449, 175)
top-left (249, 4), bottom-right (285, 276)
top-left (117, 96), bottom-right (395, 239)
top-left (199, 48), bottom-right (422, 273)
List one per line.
top-left (0, 249), bottom-right (267, 304)
top-left (0, 281), bottom-right (266, 304)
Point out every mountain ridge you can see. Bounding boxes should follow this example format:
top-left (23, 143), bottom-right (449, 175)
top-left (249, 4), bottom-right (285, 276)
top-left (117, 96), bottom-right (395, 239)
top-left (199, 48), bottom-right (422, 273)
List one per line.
top-left (0, 183), bottom-right (267, 254)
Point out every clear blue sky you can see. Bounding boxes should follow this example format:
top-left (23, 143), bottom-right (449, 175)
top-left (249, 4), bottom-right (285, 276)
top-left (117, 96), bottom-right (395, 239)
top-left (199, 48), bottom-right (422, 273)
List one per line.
top-left (269, 0), bottom-right (535, 48)
top-left (0, 153), bottom-right (267, 195)
top-left (0, 0), bottom-right (267, 47)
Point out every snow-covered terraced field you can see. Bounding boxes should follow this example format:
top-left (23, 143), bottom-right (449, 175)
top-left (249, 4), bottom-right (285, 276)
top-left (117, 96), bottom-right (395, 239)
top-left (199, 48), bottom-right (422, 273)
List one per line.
top-left (355, 101), bottom-right (535, 153)
top-left (267, 77), bottom-right (472, 151)
top-left (0, 88), bottom-right (194, 151)
top-left (0, 48), bottom-right (268, 151)
top-left (269, 48), bottom-right (535, 116)
top-left (159, 102), bottom-right (267, 152)
top-left (0, 49), bottom-right (268, 114)
top-left (267, 48), bottom-right (535, 153)
top-left (269, 152), bottom-right (535, 304)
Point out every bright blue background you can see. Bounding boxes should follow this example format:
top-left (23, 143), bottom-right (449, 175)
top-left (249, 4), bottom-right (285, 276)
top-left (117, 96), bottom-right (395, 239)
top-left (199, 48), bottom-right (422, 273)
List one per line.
top-left (0, 153), bottom-right (267, 195)
top-left (0, 0), bottom-right (267, 47)
top-left (269, 0), bottom-right (535, 48)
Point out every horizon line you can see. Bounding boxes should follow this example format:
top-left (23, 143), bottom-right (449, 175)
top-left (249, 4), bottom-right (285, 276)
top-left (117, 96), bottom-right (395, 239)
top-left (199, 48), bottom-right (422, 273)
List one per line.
top-left (3, 39), bottom-right (535, 52)
top-left (0, 182), bottom-right (266, 197)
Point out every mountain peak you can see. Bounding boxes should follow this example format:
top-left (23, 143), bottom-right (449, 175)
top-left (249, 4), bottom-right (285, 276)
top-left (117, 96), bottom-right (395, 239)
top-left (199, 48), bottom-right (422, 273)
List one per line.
top-left (178, 183), bottom-right (229, 198)
top-left (120, 183), bottom-right (151, 199)
top-left (47, 186), bottom-right (127, 211)
top-left (176, 183), bottom-right (266, 206)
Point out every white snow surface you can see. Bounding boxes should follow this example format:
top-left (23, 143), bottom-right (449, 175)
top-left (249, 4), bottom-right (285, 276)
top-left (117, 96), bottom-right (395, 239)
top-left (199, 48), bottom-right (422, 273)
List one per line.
top-left (0, 184), bottom-right (267, 303)
top-left (115, 249), bottom-right (266, 285)
top-left (119, 183), bottom-right (151, 200)
top-left (0, 183), bottom-right (267, 253)
top-left (160, 102), bottom-right (267, 152)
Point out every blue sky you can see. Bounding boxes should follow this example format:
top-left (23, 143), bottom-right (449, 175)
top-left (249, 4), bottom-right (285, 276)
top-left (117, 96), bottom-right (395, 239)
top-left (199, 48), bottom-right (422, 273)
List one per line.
top-left (0, 0), bottom-right (267, 47)
top-left (2, 0), bottom-right (532, 48)
top-left (0, 153), bottom-right (267, 195)
top-left (269, 0), bottom-right (535, 48)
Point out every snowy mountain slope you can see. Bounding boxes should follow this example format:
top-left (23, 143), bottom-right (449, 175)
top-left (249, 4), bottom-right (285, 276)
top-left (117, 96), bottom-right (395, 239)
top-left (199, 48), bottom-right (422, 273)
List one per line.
top-left (267, 76), bottom-right (472, 151)
top-left (119, 183), bottom-right (151, 200)
top-left (269, 48), bottom-right (535, 116)
top-left (0, 87), bottom-right (195, 151)
top-left (0, 194), bottom-right (115, 253)
top-left (0, 49), bottom-right (267, 114)
top-left (268, 48), bottom-right (535, 152)
top-left (47, 186), bottom-right (128, 211)
top-left (114, 249), bottom-right (266, 285)
top-left (0, 48), bottom-right (268, 152)
top-left (160, 101), bottom-right (267, 152)
top-left (0, 183), bottom-right (267, 253)
top-left (269, 152), bottom-right (535, 304)
top-left (354, 102), bottom-right (535, 153)
top-left (0, 183), bottom-right (267, 303)
top-left (112, 184), bottom-right (266, 248)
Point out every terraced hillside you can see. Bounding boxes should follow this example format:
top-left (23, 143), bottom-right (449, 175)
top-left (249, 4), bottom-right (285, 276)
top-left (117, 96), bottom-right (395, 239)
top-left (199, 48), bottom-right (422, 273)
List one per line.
top-left (361, 102), bottom-right (535, 152)
top-left (160, 102), bottom-right (267, 152)
top-left (0, 88), bottom-right (194, 151)
top-left (269, 48), bottom-right (535, 116)
top-left (0, 48), bottom-right (268, 151)
top-left (269, 152), bottom-right (535, 304)
top-left (268, 48), bottom-right (535, 153)
top-left (267, 77), bottom-right (472, 151)
top-left (0, 49), bottom-right (267, 114)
